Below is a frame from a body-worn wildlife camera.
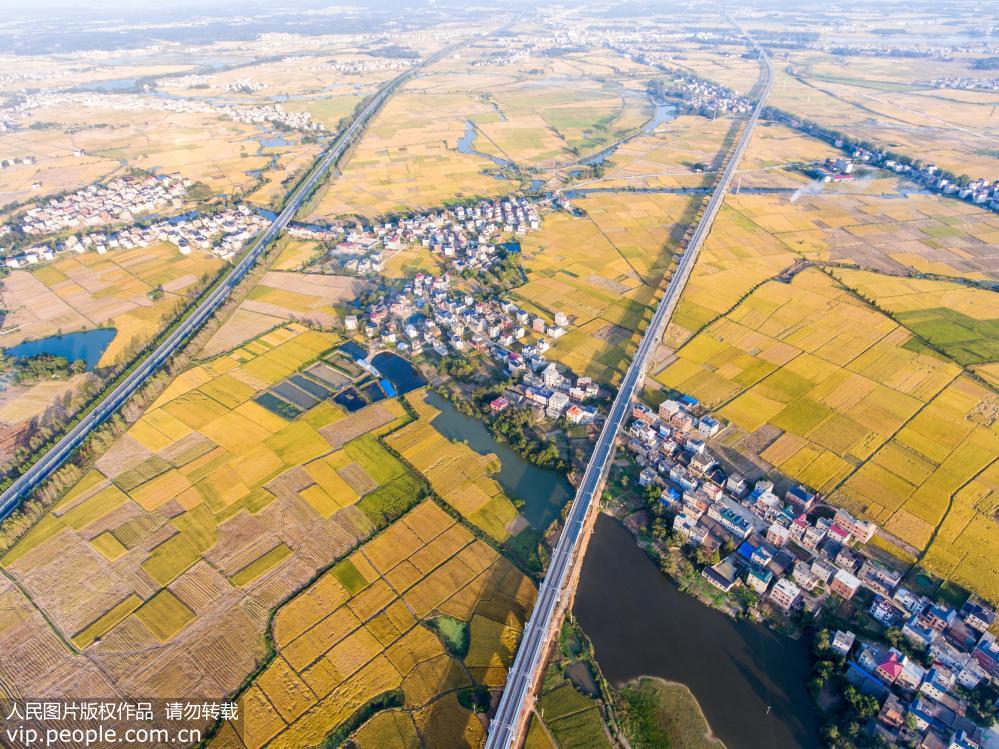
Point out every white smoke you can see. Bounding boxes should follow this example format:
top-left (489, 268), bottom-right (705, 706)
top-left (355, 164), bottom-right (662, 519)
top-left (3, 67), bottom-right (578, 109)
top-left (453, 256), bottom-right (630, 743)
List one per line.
top-left (790, 178), bottom-right (825, 203)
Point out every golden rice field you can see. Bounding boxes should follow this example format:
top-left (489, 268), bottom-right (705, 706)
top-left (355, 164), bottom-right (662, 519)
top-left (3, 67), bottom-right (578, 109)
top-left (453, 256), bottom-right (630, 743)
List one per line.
top-left (0, 241), bottom-right (223, 367)
top-left (658, 268), bottom-right (999, 600)
top-left (213, 499), bottom-right (536, 749)
top-left (0, 323), bottom-right (436, 708)
top-left (667, 180), bottom-right (999, 348)
top-left (303, 89), bottom-right (510, 219)
top-left (576, 115), bottom-right (732, 191)
top-left (829, 269), bottom-right (999, 378)
top-left (513, 191), bottom-right (699, 384)
top-left (386, 390), bottom-right (523, 544)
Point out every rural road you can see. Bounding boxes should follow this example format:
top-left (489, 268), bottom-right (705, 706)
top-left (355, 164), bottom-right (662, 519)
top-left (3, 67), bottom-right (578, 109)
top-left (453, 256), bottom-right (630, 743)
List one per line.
top-left (0, 45), bottom-right (454, 521)
top-left (483, 27), bottom-right (775, 749)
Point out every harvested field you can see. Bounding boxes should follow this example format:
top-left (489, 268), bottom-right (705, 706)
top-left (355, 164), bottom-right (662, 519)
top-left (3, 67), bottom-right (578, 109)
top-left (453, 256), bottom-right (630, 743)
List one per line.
top-left (212, 500), bottom-right (535, 749)
top-left (0, 323), bottom-right (425, 710)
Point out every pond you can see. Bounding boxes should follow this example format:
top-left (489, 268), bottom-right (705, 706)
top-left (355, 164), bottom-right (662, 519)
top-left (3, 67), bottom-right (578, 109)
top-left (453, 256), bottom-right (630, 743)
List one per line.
top-left (4, 328), bottom-right (117, 371)
top-left (574, 515), bottom-right (821, 749)
top-left (371, 352), bottom-right (425, 395)
top-left (333, 387), bottom-right (366, 412)
top-left (424, 391), bottom-right (573, 531)
top-left (338, 341), bottom-right (368, 361)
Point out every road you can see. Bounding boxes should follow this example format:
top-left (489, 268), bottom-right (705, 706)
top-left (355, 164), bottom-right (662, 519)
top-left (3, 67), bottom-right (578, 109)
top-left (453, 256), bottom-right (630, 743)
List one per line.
top-left (0, 49), bottom-right (446, 521)
top-left (484, 32), bottom-right (774, 749)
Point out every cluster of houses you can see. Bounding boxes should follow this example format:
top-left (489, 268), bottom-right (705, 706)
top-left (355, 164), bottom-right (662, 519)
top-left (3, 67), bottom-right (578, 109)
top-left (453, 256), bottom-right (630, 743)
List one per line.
top-left (8, 91), bottom-right (325, 133)
top-left (930, 76), bottom-right (999, 92)
top-left (0, 155), bottom-right (36, 170)
top-left (158, 73), bottom-right (217, 89)
top-left (777, 115), bottom-right (999, 214)
top-left (629, 396), bottom-right (885, 609)
top-left (835, 596), bottom-right (997, 748)
top-left (666, 72), bottom-right (754, 116)
top-left (627, 395), bottom-right (999, 748)
top-left (221, 77), bottom-right (268, 93)
top-left (808, 157), bottom-right (858, 183)
top-left (325, 197), bottom-right (543, 276)
top-left (18, 174), bottom-right (187, 236)
top-left (307, 58), bottom-right (415, 74)
top-left (356, 271), bottom-right (598, 424)
top-left (848, 146), bottom-right (999, 213)
top-left (4, 205), bottom-right (268, 268)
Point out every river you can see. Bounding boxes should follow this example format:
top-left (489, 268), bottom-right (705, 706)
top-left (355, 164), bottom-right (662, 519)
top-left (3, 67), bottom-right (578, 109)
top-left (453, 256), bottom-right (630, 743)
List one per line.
top-left (574, 515), bottom-right (821, 749)
top-left (424, 391), bottom-right (573, 531)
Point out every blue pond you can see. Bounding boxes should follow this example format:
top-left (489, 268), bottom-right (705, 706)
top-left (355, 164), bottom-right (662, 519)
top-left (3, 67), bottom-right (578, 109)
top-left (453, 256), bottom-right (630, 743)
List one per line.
top-left (334, 388), bottom-right (366, 412)
top-left (339, 342), bottom-right (369, 361)
top-left (457, 120), bottom-right (514, 169)
top-left (4, 329), bottom-right (117, 371)
top-left (371, 352), bottom-right (424, 395)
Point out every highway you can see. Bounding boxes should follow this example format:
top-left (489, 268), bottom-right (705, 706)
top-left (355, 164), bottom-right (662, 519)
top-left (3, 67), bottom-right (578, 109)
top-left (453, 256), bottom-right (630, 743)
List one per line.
top-left (484, 31), bottom-right (774, 749)
top-left (0, 49), bottom-right (444, 521)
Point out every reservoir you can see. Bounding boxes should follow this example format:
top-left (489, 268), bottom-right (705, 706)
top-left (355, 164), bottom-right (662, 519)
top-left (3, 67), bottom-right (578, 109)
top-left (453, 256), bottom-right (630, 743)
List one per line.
top-left (424, 391), bottom-right (573, 531)
top-left (574, 515), bottom-right (821, 749)
top-left (4, 328), bottom-right (117, 371)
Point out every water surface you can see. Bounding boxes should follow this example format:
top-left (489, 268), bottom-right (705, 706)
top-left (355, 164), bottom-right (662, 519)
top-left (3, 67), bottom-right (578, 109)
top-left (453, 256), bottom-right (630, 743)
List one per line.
top-left (5, 328), bottom-right (117, 371)
top-left (574, 515), bottom-right (821, 749)
top-left (371, 351), bottom-right (424, 394)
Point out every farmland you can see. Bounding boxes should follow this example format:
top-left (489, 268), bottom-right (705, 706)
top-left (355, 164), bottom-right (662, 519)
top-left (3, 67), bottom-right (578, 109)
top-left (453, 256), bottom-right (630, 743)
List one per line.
top-left (659, 234), bottom-right (999, 599)
top-left (386, 390), bottom-right (525, 545)
top-left (766, 48), bottom-right (999, 181)
top-left (513, 190), bottom-right (699, 385)
top-left (304, 44), bottom-right (677, 221)
top-left (0, 323), bottom-right (451, 709)
top-left (0, 241), bottom-right (223, 366)
top-left (647, 116), bottom-right (999, 602)
top-left (302, 86), bottom-right (512, 219)
top-left (212, 499), bottom-right (535, 748)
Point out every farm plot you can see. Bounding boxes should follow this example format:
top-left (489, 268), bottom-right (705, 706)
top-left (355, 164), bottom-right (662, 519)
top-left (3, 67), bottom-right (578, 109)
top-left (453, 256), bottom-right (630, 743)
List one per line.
top-left (240, 271), bottom-right (370, 330)
top-left (830, 269), bottom-right (999, 374)
top-left (213, 499), bottom-right (536, 749)
top-left (303, 86), bottom-right (511, 220)
top-left (0, 323), bottom-right (427, 709)
top-left (386, 390), bottom-right (523, 544)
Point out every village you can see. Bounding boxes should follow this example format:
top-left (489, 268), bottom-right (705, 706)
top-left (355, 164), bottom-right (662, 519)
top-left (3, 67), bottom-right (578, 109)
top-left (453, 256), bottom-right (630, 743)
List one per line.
top-left (5, 91), bottom-right (325, 133)
top-left (16, 174), bottom-right (188, 236)
top-left (616, 392), bottom-right (997, 749)
top-left (319, 196), bottom-right (542, 276)
top-left (4, 200), bottom-right (269, 268)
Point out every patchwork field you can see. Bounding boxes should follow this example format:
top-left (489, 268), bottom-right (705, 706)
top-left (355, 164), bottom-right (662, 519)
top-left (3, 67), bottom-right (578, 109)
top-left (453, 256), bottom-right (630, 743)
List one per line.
top-left (830, 269), bottom-right (999, 378)
top-left (0, 241), bottom-right (223, 367)
top-left (0, 323), bottom-right (440, 709)
top-left (240, 270), bottom-right (370, 329)
top-left (766, 49), bottom-right (999, 181)
top-left (1, 107), bottom-right (311, 205)
top-left (576, 115), bottom-right (735, 191)
top-left (667, 177), bottom-right (999, 348)
top-left (212, 499), bottom-right (536, 749)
